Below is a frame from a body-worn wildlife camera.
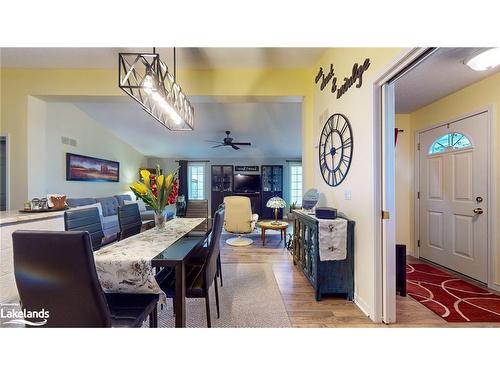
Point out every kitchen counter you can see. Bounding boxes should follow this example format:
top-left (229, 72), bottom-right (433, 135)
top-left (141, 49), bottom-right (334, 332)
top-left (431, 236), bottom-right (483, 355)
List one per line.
top-left (1, 210), bottom-right (66, 304)
top-left (0, 209), bottom-right (66, 226)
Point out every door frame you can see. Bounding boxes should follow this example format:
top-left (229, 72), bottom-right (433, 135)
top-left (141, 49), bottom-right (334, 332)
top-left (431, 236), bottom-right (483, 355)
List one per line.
top-left (372, 47), bottom-right (432, 323)
top-left (0, 134), bottom-right (10, 211)
top-left (413, 107), bottom-right (497, 292)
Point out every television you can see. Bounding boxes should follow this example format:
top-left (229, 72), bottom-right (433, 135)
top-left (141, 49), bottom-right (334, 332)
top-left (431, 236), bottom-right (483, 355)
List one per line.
top-left (233, 174), bottom-right (261, 193)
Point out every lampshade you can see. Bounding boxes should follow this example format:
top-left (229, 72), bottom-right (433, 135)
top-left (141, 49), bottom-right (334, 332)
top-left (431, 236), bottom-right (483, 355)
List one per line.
top-left (266, 197), bottom-right (286, 209)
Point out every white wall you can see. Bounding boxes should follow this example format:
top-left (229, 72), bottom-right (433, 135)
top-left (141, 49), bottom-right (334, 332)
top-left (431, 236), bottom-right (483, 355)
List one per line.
top-left (147, 156), bottom-right (299, 216)
top-left (395, 114), bottom-right (412, 254)
top-left (27, 100), bottom-right (146, 200)
top-left (27, 96), bottom-right (47, 199)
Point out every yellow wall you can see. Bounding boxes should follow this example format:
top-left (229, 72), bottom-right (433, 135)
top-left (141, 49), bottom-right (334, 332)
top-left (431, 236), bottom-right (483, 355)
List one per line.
top-left (0, 67), bottom-right (314, 209)
top-left (398, 71), bottom-right (500, 287)
top-left (311, 48), bottom-right (403, 316)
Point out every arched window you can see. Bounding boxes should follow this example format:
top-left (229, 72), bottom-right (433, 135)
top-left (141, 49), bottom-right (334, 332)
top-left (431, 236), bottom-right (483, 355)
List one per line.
top-left (428, 132), bottom-right (472, 155)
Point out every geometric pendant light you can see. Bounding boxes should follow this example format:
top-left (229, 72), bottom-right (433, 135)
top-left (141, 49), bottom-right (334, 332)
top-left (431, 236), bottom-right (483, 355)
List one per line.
top-left (118, 48), bottom-right (194, 130)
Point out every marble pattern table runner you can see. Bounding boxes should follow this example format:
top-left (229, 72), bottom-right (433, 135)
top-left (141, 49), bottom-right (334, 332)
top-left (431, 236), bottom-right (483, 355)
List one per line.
top-left (94, 217), bottom-right (205, 301)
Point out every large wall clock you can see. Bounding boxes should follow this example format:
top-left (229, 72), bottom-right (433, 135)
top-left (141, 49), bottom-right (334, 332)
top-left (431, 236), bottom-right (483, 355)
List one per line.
top-left (319, 113), bottom-right (353, 187)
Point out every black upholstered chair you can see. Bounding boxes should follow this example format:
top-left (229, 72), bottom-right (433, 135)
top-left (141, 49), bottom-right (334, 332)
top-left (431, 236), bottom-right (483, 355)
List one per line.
top-left (12, 230), bottom-right (158, 328)
top-left (187, 216), bottom-right (223, 286)
top-left (156, 208), bottom-right (225, 328)
top-left (118, 203), bottom-right (142, 241)
top-left (64, 207), bottom-right (105, 251)
top-left (185, 199), bottom-right (209, 234)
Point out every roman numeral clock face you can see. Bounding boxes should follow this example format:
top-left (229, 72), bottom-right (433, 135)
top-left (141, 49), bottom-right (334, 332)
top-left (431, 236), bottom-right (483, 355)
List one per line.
top-left (319, 113), bottom-right (353, 187)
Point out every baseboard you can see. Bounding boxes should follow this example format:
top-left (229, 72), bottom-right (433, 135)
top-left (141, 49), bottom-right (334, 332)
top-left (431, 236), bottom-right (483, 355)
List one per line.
top-left (490, 282), bottom-right (500, 293)
top-left (354, 293), bottom-right (371, 318)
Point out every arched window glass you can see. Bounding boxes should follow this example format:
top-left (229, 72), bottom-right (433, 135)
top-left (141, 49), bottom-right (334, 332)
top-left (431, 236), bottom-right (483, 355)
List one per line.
top-left (428, 132), bottom-right (472, 154)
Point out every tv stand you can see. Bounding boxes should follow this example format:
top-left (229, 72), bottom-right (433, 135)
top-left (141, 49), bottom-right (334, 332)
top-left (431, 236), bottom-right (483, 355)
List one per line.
top-left (210, 164), bottom-right (283, 218)
top-left (230, 192), bottom-right (261, 217)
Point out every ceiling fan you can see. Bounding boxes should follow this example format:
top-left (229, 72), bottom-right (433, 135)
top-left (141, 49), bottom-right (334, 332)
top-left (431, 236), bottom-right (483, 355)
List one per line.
top-left (207, 131), bottom-right (251, 150)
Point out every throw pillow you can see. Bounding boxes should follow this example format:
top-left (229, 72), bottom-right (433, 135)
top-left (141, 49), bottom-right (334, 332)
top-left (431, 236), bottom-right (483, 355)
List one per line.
top-left (47, 195), bottom-right (67, 210)
top-left (47, 194), bottom-right (67, 209)
top-left (69, 202), bottom-right (104, 218)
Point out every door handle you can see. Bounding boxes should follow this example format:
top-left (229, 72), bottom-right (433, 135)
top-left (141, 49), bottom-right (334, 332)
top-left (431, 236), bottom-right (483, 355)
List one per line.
top-left (473, 208), bottom-right (484, 215)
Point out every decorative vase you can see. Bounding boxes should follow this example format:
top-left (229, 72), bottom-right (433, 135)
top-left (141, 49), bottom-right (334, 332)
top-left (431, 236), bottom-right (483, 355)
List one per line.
top-left (154, 211), bottom-right (167, 231)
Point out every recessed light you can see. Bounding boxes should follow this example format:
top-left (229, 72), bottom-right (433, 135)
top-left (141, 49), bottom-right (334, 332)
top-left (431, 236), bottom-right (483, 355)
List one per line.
top-left (464, 48), bottom-right (500, 71)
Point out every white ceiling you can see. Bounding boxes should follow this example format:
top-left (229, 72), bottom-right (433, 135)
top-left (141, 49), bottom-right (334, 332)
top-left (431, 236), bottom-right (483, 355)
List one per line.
top-left (70, 97), bottom-right (302, 159)
top-left (395, 48), bottom-right (500, 113)
top-left (0, 47), bottom-right (326, 69)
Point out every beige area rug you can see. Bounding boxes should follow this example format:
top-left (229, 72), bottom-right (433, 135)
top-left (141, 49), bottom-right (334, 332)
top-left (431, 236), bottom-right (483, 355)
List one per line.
top-left (145, 263), bottom-right (291, 328)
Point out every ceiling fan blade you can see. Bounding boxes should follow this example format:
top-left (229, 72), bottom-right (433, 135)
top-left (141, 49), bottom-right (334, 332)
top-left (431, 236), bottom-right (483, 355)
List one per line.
top-left (212, 144), bottom-right (225, 148)
top-left (231, 142), bottom-right (251, 146)
top-left (231, 145), bottom-right (240, 150)
top-left (205, 140), bottom-right (222, 143)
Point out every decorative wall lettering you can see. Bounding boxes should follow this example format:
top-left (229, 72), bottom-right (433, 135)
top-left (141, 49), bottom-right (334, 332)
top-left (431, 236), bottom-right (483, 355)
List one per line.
top-left (315, 58), bottom-right (371, 99)
top-left (235, 166), bottom-right (259, 172)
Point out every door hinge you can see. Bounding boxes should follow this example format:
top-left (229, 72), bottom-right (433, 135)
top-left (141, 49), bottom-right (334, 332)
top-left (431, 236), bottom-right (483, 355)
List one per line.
top-left (382, 210), bottom-right (390, 220)
top-left (417, 240), bottom-right (420, 247)
top-left (417, 191), bottom-right (420, 199)
top-left (417, 143), bottom-right (420, 151)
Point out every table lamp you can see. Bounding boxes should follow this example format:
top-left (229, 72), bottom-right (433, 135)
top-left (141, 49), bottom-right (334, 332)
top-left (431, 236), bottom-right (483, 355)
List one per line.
top-left (266, 197), bottom-right (287, 225)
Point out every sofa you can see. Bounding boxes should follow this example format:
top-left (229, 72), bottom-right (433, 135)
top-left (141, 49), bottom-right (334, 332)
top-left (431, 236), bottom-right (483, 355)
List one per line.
top-left (66, 194), bottom-right (174, 237)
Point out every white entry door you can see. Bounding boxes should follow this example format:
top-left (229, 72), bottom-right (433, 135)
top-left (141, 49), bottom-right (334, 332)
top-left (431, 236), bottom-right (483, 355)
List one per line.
top-left (419, 112), bottom-right (488, 283)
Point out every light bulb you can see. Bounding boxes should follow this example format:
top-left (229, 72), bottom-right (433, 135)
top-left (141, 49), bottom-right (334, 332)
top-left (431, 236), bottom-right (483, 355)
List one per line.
top-left (151, 92), bottom-right (162, 102)
top-left (142, 73), bottom-right (155, 94)
top-left (464, 48), bottom-right (500, 71)
top-left (160, 99), bottom-right (183, 125)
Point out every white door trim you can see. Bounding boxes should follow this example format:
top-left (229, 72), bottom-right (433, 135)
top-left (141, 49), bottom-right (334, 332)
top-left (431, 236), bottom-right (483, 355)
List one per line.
top-left (372, 47), bottom-right (431, 323)
top-left (414, 106), bottom-right (498, 292)
top-left (0, 133), bottom-right (10, 211)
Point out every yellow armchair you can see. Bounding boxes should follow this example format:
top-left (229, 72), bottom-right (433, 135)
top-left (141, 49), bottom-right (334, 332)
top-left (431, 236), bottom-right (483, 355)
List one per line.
top-left (223, 196), bottom-right (259, 246)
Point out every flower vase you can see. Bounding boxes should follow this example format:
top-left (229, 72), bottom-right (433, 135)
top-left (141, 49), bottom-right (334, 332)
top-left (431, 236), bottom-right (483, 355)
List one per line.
top-left (154, 211), bottom-right (167, 231)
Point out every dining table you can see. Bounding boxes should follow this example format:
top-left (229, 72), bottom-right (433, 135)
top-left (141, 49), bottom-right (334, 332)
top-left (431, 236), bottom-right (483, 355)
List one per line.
top-left (93, 217), bottom-right (209, 328)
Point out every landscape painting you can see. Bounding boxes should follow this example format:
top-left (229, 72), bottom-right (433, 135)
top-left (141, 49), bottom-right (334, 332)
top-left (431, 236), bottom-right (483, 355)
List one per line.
top-left (66, 153), bottom-right (119, 182)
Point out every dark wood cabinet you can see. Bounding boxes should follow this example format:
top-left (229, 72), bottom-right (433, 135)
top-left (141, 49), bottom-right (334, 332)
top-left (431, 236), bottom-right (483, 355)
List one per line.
top-left (261, 165), bottom-right (283, 220)
top-left (292, 210), bottom-right (355, 301)
top-left (211, 165), bottom-right (233, 216)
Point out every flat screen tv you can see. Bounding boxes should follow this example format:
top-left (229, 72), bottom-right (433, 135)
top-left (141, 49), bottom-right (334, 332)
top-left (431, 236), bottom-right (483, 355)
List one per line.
top-left (233, 174), bottom-right (261, 193)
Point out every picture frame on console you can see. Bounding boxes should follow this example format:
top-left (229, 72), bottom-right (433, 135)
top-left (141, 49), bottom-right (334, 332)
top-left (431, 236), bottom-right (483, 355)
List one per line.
top-left (66, 152), bottom-right (120, 182)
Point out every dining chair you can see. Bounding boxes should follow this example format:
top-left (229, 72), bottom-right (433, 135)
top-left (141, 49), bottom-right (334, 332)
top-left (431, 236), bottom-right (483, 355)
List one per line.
top-left (187, 215), bottom-right (224, 287)
top-left (64, 207), bottom-right (105, 251)
top-left (12, 230), bottom-right (158, 328)
top-left (156, 207), bottom-right (225, 327)
top-left (118, 203), bottom-right (143, 241)
top-left (185, 199), bottom-right (209, 234)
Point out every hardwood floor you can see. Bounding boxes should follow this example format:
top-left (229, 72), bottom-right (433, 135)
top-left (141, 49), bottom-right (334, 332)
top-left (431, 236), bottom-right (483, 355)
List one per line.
top-left (220, 227), bottom-right (500, 327)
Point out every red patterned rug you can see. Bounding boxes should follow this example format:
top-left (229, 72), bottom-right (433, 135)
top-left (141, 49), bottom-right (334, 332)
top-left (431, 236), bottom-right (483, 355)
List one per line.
top-left (407, 263), bottom-right (500, 322)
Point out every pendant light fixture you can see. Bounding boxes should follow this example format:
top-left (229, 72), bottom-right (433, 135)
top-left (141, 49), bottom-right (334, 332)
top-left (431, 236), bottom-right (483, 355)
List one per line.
top-left (118, 48), bottom-right (194, 131)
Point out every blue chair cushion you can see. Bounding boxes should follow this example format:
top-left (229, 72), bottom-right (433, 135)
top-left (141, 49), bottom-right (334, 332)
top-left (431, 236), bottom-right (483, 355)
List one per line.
top-left (101, 215), bottom-right (118, 230)
top-left (96, 197), bottom-right (120, 217)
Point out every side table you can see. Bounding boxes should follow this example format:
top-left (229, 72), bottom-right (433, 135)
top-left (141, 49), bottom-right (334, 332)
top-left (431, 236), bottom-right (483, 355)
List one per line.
top-left (257, 221), bottom-right (288, 247)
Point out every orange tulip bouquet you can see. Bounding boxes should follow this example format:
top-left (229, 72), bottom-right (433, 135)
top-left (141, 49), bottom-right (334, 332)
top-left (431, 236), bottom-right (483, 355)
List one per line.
top-left (130, 164), bottom-right (178, 230)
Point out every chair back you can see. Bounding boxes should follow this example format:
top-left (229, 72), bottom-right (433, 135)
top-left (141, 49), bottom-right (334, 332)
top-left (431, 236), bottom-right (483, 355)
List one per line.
top-left (12, 230), bottom-right (112, 327)
top-left (185, 199), bottom-right (209, 231)
top-left (118, 203), bottom-right (142, 240)
top-left (204, 208), bottom-right (225, 285)
top-left (64, 207), bottom-right (104, 251)
top-left (223, 196), bottom-right (253, 233)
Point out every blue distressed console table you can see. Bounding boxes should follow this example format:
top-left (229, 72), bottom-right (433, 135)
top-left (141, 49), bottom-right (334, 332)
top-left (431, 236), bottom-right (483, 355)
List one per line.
top-left (292, 209), bottom-right (355, 301)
